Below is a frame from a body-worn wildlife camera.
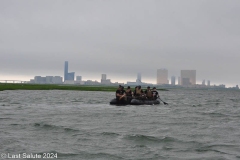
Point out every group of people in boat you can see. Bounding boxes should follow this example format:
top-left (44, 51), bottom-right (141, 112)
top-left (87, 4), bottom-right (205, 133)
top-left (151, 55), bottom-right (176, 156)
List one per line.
top-left (116, 85), bottom-right (159, 103)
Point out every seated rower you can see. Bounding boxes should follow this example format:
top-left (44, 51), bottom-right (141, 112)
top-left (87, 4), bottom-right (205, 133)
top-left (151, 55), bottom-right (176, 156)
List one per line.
top-left (117, 85), bottom-right (122, 91)
top-left (151, 87), bottom-right (159, 100)
top-left (145, 86), bottom-right (153, 100)
top-left (134, 85), bottom-right (145, 99)
top-left (125, 86), bottom-right (133, 97)
top-left (116, 86), bottom-right (126, 102)
top-left (125, 86), bottom-right (133, 103)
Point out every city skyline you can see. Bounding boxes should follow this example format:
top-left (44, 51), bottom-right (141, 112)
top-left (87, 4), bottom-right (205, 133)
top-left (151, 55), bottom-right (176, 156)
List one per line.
top-left (0, 59), bottom-right (238, 87)
top-left (12, 61), bottom-right (234, 88)
top-left (1, 1), bottom-right (240, 87)
top-left (0, 62), bottom-right (238, 87)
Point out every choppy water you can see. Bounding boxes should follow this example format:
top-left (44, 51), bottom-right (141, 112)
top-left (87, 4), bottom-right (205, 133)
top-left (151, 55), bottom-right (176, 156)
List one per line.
top-left (0, 89), bottom-right (240, 160)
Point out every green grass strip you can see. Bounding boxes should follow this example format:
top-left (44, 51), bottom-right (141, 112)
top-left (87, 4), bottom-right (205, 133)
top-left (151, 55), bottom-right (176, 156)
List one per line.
top-left (0, 83), bottom-right (168, 92)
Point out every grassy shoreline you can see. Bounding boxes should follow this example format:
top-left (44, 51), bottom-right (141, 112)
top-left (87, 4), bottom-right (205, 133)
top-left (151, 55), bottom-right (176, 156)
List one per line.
top-left (0, 83), bottom-right (168, 92)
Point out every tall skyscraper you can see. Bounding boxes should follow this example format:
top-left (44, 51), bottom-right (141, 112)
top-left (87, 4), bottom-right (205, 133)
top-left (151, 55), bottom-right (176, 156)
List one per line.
top-left (171, 76), bottom-right (176, 85)
top-left (136, 73), bottom-right (141, 83)
top-left (101, 74), bottom-right (107, 80)
top-left (202, 79), bottom-right (205, 85)
top-left (101, 74), bottom-right (111, 84)
top-left (180, 70), bottom-right (196, 85)
top-left (207, 80), bottom-right (210, 86)
top-left (64, 61), bottom-right (68, 81)
top-left (157, 69), bottom-right (168, 85)
top-left (64, 61), bottom-right (75, 81)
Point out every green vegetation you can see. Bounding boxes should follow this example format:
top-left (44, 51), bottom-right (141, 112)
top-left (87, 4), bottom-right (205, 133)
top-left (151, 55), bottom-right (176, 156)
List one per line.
top-left (0, 83), bottom-right (116, 92)
top-left (0, 83), bottom-right (168, 92)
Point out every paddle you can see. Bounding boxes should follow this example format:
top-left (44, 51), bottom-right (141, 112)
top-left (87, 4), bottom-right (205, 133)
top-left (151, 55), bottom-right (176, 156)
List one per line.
top-left (158, 98), bottom-right (168, 105)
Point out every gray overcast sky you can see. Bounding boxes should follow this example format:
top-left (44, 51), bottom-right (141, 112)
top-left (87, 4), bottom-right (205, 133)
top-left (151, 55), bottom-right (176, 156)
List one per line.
top-left (1, 0), bottom-right (240, 86)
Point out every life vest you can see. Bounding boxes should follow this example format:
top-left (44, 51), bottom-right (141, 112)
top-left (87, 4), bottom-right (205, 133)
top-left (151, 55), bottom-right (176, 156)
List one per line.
top-left (126, 89), bottom-right (132, 96)
top-left (146, 90), bottom-right (153, 98)
top-left (136, 88), bottom-right (142, 95)
top-left (120, 90), bottom-right (125, 95)
top-left (116, 89), bottom-right (124, 96)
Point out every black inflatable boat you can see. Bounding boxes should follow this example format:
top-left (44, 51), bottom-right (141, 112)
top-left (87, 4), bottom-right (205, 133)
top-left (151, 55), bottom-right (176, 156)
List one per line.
top-left (130, 98), bottom-right (160, 105)
top-left (109, 98), bottom-right (160, 105)
top-left (109, 98), bottom-right (129, 105)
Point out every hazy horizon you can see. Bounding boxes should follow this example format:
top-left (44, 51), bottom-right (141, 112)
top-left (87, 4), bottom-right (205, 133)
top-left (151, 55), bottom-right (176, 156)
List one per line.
top-left (1, 0), bottom-right (240, 87)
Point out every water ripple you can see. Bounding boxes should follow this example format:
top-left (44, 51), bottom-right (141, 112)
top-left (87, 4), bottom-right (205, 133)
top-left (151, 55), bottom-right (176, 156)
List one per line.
top-left (0, 89), bottom-right (240, 159)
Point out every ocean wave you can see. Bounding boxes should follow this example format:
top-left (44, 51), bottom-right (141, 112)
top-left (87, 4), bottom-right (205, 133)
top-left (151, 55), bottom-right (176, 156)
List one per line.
top-left (124, 134), bottom-right (177, 144)
top-left (0, 117), bottom-right (12, 120)
top-left (133, 144), bottom-right (148, 148)
top-left (229, 98), bottom-right (240, 102)
top-left (33, 123), bottom-right (79, 132)
top-left (10, 123), bottom-right (20, 126)
top-left (195, 143), bottom-right (240, 158)
top-left (1, 90), bottom-right (240, 159)
top-left (191, 104), bottom-right (200, 107)
top-left (195, 146), bottom-right (228, 155)
top-left (82, 152), bottom-right (124, 160)
top-left (201, 112), bottom-right (227, 117)
top-left (101, 132), bottom-right (121, 136)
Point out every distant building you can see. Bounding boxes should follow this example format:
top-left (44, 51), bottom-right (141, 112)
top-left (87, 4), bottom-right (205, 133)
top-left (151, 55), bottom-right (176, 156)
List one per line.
top-left (67, 72), bottom-right (75, 81)
top-left (180, 70), bottom-right (196, 86)
top-left (34, 76), bottom-right (46, 84)
top-left (220, 84), bottom-right (225, 88)
top-left (137, 73), bottom-right (141, 83)
top-left (85, 80), bottom-right (100, 85)
top-left (207, 80), bottom-right (210, 86)
top-left (127, 73), bottom-right (152, 86)
top-left (46, 76), bottom-right (53, 83)
top-left (52, 76), bottom-right (63, 84)
top-left (64, 61), bottom-right (68, 82)
top-left (202, 79), bottom-right (205, 85)
top-left (29, 79), bottom-right (35, 83)
top-left (213, 84), bottom-right (225, 88)
top-left (112, 82), bottom-right (124, 86)
top-left (101, 74), bottom-right (106, 80)
top-left (76, 76), bottom-right (82, 81)
top-left (178, 77), bottom-right (181, 85)
top-left (171, 76), bottom-right (176, 85)
top-left (157, 69), bottom-right (168, 85)
top-left (64, 80), bottom-right (75, 84)
top-left (101, 74), bottom-right (111, 85)
top-left (64, 61), bottom-right (75, 81)
top-left (33, 76), bottom-right (62, 84)
top-left (182, 78), bottom-right (191, 86)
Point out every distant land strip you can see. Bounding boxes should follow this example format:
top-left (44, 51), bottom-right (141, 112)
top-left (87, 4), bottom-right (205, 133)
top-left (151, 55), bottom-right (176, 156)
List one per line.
top-left (0, 83), bottom-right (168, 92)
